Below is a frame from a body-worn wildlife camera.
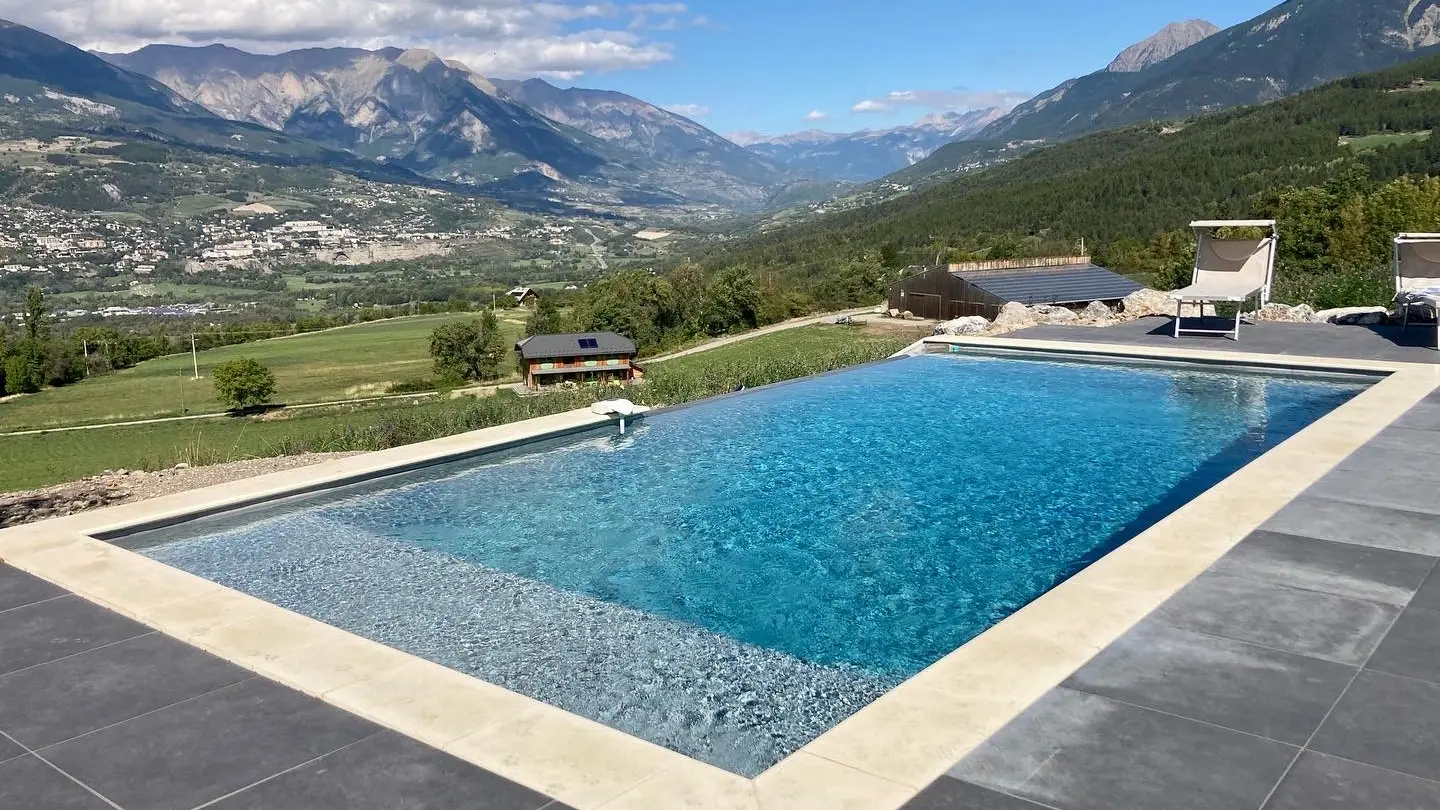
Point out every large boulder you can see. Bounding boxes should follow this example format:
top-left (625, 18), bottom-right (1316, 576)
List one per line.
top-left (990, 302), bottom-right (1038, 333)
top-left (1120, 288), bottom-right (1175, 318)
top-left (933, 316), bottom-right (990, 336)
top-left (1031, 304), bottom-right (1079, 324)
top-left (1312, 306), bottom-right (1391, 325)
top-left (1253, 302), bottom-right (1316, 323)
top-left (1082, 300), bottom-right (1113, 320)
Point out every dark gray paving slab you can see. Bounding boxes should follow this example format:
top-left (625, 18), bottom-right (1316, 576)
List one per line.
top-left (1211, 531), bottom-right (1435, 607)
top-left (0, 754), bottom-right (113, 810)
top-left (0, 731), bottom-right (23, 765)
top-left (1339, 427), bottom-right (1440, 460)
top-left (0, 596), bottom-right (150, 677)
top-left (1062, 620), bottom-right (1355, 745)
top-left (0, 631), bottom-right (253, 749)
top-left (1152, 572), bottom-right (1399, 665)
top-left (1393, 401), bottom-right (1440, 431)
top-left (209, 731), bottom-right (553, 810)
top-left (1263, 750), bottom-right (1440, 810)
top-left (0, 565), bottom-right (64, 612)
top-left (1414, 566), bottom-right (1440, 613)
top-left (1311, 670), bottom-right (1440, 783)
top-left (1308, 467), bottom-right (1440, 517)
top-left (1262, 496), bottom-right (1440, 556)
top-left (1368, 608), bottom-right (1440, 686)
top-left (900, 776), bottom-right (1048, 810)
top-left (949, 687), bottom-right (1297, 810)
top-left (41, 678), bottom-right (379, 810)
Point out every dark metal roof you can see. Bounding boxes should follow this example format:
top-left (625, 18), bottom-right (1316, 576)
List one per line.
top-left (956, 264), bottom-right (1143, 305)
top-left (515, 332), bottom-right (636, 360)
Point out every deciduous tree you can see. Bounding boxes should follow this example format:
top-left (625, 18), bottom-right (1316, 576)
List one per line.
top-left (212, 358), bottom-right (278, 409)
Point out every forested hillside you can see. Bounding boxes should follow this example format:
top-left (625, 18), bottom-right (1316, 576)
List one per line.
top-left (700, 55), bottom-right (1440, 308)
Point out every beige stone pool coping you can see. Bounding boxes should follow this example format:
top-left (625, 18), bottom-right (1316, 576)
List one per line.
top-left (3, 337), bottom-right (1437, 810)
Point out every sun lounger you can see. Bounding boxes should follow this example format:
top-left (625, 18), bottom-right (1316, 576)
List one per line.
top-left (1172, 220), bottom-right (1279, 340)
top-left (1393, 233), bottom-right (1440, 350)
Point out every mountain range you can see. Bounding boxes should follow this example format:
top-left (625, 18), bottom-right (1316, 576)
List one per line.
top-left (729, 109), bottom-right (1010, 182)
top-left (979, 0), bottom-right (1440, 142)
top-left (5, 0), bottom-right (1440, 220)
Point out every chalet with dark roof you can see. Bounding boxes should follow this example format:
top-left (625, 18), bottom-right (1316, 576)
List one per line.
top-left (514, 332), bottom-right (640, 390)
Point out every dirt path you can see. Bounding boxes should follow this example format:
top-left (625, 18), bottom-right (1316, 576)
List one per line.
top-left (645, 307), bottom-right (879, 365)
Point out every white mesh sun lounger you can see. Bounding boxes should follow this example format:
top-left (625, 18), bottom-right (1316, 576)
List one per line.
top-left (1171, 220), bottom-right (1278, 340)
top-left (1393, 233), bottom-right (1440, 350)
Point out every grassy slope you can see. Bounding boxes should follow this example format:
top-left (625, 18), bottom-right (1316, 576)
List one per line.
top-left (0, 312), bottom-right (527, 431)
top-left (0, 324), bottom-right (912, 492)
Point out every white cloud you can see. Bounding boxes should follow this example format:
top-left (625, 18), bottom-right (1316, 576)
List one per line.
top-left (19, 0), bottom-right (681, 78)
top-left (662, 102), bottom-right (710, 118)
top-left (804, 110), bottom-right (828, 122)
top-left (852, 88), bottom-right (1031, 114)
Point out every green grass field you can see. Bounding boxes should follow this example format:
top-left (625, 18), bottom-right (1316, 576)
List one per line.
top-left (0, 324), bottom-right (910, 492)
top-left (1339, 131), bottom-right (1432, 150)
top-left (0, 313), bottom-right (525, 431)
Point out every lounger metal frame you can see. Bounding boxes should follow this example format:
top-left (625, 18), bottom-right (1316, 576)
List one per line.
top-left (1173, 220), bottom-right (1279, 341)
top-left (1393, 233), bottom-right (1440, 351)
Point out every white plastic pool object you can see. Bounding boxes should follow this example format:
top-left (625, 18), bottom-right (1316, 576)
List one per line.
top-left (591, 399), bottom-right (637, 416)
top-left (592, 399), bottom-right (637, 433)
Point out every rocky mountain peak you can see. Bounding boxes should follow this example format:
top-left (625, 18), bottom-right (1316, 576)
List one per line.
top-left (1107, 19), bottom-right (1220, 72)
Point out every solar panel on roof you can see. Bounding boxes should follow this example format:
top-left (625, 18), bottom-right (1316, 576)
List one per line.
top-left (578, 338), bottom-right (599, 349)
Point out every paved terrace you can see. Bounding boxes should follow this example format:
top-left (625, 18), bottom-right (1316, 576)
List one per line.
top-left (904, 319), bottom-right (1440, 810)
top-left (0, 563), bottom-right (574, 810)
top-left (1000, 315), bottom-right (1440, 363)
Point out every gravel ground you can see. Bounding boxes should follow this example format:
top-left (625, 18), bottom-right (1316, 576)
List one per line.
top-left (0, 453), bottom-right (362, 529)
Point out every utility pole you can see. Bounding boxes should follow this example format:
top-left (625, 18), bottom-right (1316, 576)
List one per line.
top-left (190, 334), bottom-right (200, 380)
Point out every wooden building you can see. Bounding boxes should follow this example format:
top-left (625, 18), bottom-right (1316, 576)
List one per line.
top-left (514, 332), bottom-right (640, 390)
top-left (887, 257), bottom-right (1142, 320)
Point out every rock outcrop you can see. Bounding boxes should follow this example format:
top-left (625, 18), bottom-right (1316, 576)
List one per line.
top-left (1313, 306), bottom-right (1391, 325)
top-left (933, 316), bottom-right (990, 336)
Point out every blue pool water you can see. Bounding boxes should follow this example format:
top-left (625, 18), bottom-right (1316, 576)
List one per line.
top-left (120, 352), bottom-right (1368, 775)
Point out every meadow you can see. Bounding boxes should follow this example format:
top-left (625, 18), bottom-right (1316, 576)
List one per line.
top-left (0, 312), bottom-right (528, 431)
top-left (0, 324), bottom-right (915, 492)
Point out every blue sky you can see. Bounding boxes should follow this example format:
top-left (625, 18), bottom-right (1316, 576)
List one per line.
top-left (583, 0), bottom-right (1276, 137)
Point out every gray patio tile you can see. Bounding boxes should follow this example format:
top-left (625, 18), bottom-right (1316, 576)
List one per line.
top-left (1264, 751), bottom-right (1440, 810)
top-left (0, 596), bottom-right (150, 677)
top-left (1393, 401), bottom-right (1440, 431)
top-left (949, 687), bottom-right (1297, 810)
top-left (1210, 531), bottom-right (1435, 606)
top-left (0, 754), bottom-right (114, 810)
top-left (1341, 427), bottom-right (1440, 459)
top-left (1367, 608), bottom-right (1440, 686)
top-left (1262, 496), bottom-right (1440, 556)
top-left (0, 632), bottom-right (253, 749)
top-left (0, 565), bottom-right (63, 612)
top-left (1308, 468), bottom-right (1440, 517)
top-left (0, 732), bottom-right (23, 765)
top-left (1311, 670), bottom-right (1440, 783)
top-left (1413, 567), bottom-right (1440, 613)
top-left (41, 678), bottom-right (379, 810)
top-left (1062, 620), bottom-right (1355, 745)
top-left (900, 776), bottom-right (1048, 809)
top-left (210, 731), bottom-right (553, 810)
top-left (1152, 572), bottom-right (1399, 665)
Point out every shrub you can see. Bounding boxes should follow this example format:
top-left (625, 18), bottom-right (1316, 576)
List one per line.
top-left (212, 358), bottom-right (278, 409)
top-left (429, 311), bottom-right (505, 383)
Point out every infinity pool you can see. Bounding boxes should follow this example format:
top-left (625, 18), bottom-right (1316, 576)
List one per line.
top-left (118, 351), bottom-right (1369, 775)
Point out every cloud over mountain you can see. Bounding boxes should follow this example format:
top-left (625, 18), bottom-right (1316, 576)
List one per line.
top-left (851, 88), bottom-right (1031, 114)
top-left (10, 0), bottom-right (679, 78)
